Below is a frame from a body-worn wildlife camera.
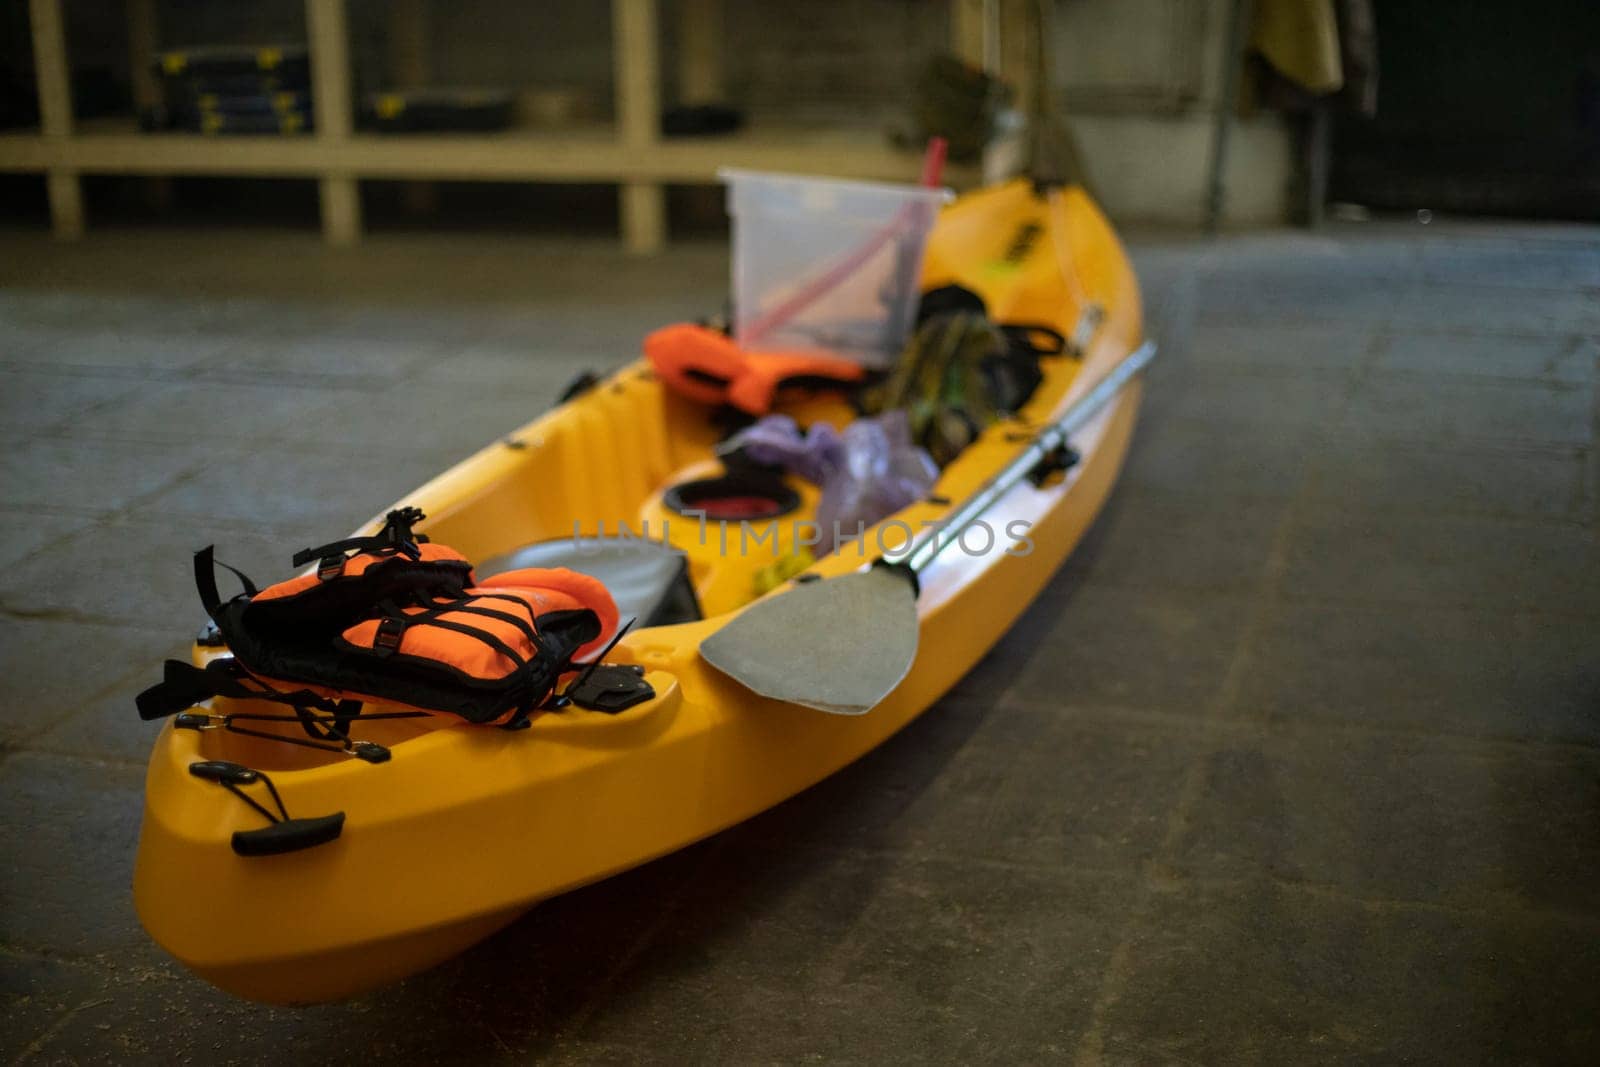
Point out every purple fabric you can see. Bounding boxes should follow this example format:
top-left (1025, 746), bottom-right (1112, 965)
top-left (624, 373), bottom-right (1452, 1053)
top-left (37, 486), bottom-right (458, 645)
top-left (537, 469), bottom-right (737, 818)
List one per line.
top-left (733, 415), bottom-right (844, 486)
top-left (730, 412), bottom-right (938, 554)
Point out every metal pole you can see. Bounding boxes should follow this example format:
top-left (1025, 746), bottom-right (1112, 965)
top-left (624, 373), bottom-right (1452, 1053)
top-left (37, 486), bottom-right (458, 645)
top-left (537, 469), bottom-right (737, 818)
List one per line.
top-left (903, 341), bottom-right (1157, 575)
top-left (1203, 0), bottom-right (1253, 235)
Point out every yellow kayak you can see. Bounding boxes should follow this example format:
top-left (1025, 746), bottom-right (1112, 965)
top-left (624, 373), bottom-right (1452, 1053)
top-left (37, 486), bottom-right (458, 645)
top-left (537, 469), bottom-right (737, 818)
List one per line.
top-left (133, 178), bottom-right (1147, 1003)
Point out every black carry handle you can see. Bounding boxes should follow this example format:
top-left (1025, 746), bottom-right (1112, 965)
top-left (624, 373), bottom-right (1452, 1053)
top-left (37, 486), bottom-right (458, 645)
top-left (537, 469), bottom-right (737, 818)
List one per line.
top-left (185, 760), bottom-right (346, 856)
top-left (231, 812), bottom-right (346, 857)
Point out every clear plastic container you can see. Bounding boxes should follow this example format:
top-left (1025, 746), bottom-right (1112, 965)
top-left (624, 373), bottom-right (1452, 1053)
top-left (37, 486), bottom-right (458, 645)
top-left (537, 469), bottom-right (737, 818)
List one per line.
top-left (720, 168), bottom-right (951, 369)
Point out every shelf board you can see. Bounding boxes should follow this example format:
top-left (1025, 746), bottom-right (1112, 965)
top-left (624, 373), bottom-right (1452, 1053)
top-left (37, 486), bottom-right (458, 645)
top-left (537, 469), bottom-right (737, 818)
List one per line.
top-left (654, 127), bottom-right (976, 184)
top-left (0, 127), bottom-right (319, 176)
top-left (0, 121), bottom-right (974, 186)
top-left (0, 127), bottom-right (49, 172)
top-left (346, 125), bottom-right (630, 181)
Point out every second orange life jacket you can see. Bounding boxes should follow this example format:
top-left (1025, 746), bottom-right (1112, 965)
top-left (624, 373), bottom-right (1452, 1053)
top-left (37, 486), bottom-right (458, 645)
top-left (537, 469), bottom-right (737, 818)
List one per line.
top-left (644, 322), bottom-right (866, 416)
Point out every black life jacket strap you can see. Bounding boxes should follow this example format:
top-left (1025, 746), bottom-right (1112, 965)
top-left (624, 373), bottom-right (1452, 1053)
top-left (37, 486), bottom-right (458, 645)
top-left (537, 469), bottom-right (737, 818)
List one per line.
top-left (136, 657), bottom-right (348, 722)
top-left (292, 507), bottom-right (428, 569)
top-left (364, 592), bottom-right (552, 673)
top-left (420, 593), bottom-right (544, 647)
top-left (292, 699), bottom-right (364, 742)
top-left (402, 615), bottom-right (530, 672)
top-left (193, 545), bottom-right (258, 619)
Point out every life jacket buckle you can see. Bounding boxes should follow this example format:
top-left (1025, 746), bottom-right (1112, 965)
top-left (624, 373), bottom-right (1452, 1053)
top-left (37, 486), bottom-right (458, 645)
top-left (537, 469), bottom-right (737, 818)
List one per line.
top-left (378, 507), bottom-right (426, 559)
top-left (374, 527), bottom-right (418, 558)
top-left (317, 554), bottom-right (346, 581)
top-left (349, 740), bottom-right (392, 763)
top-left (373, 615), bottom-right (406, 655)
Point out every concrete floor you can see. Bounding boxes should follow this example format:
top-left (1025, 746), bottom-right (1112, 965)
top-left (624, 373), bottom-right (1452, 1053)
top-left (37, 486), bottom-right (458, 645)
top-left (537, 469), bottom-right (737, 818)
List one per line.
top-left (1, 217), bottom-right (1598, 1063)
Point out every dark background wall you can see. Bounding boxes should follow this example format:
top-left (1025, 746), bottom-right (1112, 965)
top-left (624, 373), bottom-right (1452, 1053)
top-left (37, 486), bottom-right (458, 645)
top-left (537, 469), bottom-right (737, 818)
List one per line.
top-left (1332, 0), bottom-right (1600, 220)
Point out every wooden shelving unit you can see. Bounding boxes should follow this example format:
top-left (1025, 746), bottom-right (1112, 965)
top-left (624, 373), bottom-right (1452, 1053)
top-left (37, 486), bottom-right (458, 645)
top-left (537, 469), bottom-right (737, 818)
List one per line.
top-left (2, 0), bottom-right (990, 252)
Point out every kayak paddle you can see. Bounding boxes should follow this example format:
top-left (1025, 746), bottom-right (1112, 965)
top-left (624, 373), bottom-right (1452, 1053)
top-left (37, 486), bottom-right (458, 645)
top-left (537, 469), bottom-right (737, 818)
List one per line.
top-left (699, 339), bottom-right (1157, 714)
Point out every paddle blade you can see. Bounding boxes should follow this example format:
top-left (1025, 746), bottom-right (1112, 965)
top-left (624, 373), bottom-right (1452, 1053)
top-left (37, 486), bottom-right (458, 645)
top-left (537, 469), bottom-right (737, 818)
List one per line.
top-left (699, 566), bottom-right (919, 715)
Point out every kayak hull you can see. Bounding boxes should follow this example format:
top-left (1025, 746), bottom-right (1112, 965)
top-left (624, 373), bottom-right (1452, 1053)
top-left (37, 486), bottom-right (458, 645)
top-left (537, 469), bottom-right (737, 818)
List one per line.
top-left (133, 382), bottom-right (1140, 1005)
top-left (171, 908), bottom-right (526, 1006)
top-left (133, 180), bottom-right (1147, 1003)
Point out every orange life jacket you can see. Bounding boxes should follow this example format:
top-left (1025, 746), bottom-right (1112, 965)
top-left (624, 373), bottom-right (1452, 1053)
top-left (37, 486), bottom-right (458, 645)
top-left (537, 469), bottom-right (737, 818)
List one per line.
top-left (644, 322), bottom-right (866, 416)
top-left (136, 509), bottom-right (619, 732)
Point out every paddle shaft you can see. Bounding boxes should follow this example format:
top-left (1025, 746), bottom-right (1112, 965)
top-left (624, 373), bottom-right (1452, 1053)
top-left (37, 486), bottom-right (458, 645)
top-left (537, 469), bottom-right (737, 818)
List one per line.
top-left (900, 339), bottom-right (1157, 576)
